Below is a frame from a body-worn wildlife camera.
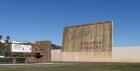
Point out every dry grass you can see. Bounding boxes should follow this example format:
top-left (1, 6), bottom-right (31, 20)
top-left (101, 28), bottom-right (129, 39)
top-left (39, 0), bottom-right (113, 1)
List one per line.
top-left (0, 62), bottom-right (140, 71)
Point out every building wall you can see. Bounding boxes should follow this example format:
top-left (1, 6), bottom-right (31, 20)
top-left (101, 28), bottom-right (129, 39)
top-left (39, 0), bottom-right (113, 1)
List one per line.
top-left (51, 49), bottom-right (61, 61)
top-left (32, 41), bottom-right (51, 63)
top-left (61, 52), bottom-right (111, 62)
top-left (61, 21), bottom-right (112, 62)
top-left (51, 50), bottom-right (111, 62)
top-left (51, 46), bottom-right (140, 62)
top-left (112, 46), bottom-right (140, 62)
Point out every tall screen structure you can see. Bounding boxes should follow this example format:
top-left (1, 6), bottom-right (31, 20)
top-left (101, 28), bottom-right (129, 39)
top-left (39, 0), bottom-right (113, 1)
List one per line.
top-left (62, 21), bottom-right (112, 59)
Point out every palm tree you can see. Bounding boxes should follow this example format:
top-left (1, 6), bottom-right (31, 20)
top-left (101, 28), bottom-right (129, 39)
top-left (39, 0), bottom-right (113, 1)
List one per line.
top-left (4, 36), bottom-right (11, 57)
top-left (0, 35), bottom-right (2, 40)
top-left (0, 35), bottom-right (3, 56)
top-left (0, 36), bottom-right (11, 57)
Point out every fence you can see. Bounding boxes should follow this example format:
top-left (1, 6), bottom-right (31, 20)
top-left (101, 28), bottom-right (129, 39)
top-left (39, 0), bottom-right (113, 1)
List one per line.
top-left (0, 57), bottom-right (25, 64)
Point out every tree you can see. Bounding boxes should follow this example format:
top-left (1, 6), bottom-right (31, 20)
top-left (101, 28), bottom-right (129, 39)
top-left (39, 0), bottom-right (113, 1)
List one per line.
top-left (0, 35), bottom-right (3, 56)
top-left (51, 44), bottom-right (61, 49)
top-left (4, 36), bottom-right (11, 56)
top-left (0, 36), bottom-right (11, 57)
top-left (0, 35), bottom-right (2, 40)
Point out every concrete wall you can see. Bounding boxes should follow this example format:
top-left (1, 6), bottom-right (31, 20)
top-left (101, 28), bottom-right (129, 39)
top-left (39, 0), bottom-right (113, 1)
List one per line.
top-left (61, 21), bottom-right (112, 62)
top-left (51, 49), bottom-right (111, 62)
top-left (112, 46), bottom-right (140, 62)
top-left (51, 46), bottom-right (140, 62)
top-left (62, 21), bottom-right (112, 52)
top-left (61, 52), bottom-right (112, 62)
top-left (51, 49), bottom-right (61, 61)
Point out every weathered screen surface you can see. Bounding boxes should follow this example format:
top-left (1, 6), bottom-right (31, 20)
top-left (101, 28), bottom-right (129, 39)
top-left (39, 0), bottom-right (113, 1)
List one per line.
top-left (62, 21), bottom-right (112, 52)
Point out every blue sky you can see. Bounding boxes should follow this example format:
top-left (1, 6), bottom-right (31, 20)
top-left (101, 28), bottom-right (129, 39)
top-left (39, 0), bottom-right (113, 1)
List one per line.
top-left (0, 0), bottom-right (140, 46)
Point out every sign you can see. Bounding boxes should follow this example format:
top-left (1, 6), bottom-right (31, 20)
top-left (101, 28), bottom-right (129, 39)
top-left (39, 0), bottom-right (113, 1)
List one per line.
top-left (12, 44), bottom-right (32, 53)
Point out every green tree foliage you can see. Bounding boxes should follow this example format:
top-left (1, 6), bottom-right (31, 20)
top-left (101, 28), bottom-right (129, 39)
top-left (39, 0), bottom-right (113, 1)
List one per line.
top-left (0, 35), bottom-right (2, 40)
top-left (0, 35), bottom-right (11, 57)
top-left (51, 44), bottom-right (61, 49)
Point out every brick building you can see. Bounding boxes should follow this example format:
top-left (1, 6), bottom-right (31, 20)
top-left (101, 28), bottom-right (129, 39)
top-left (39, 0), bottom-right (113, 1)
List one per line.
top-left (0, 40), bottom-right (52, 64)
top-left (32, 41), bottom-right (51, 63)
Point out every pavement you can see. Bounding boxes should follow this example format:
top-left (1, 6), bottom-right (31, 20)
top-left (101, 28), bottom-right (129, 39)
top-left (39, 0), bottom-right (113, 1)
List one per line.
top-left (0, 62), bottom-right (140, 68)
top-left (0, 63), bottom-right (77, 68)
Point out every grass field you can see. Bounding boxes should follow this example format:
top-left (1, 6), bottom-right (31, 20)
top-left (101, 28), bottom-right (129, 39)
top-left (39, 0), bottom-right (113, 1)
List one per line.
top-left (0, 62), bottom-right (140, 71)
